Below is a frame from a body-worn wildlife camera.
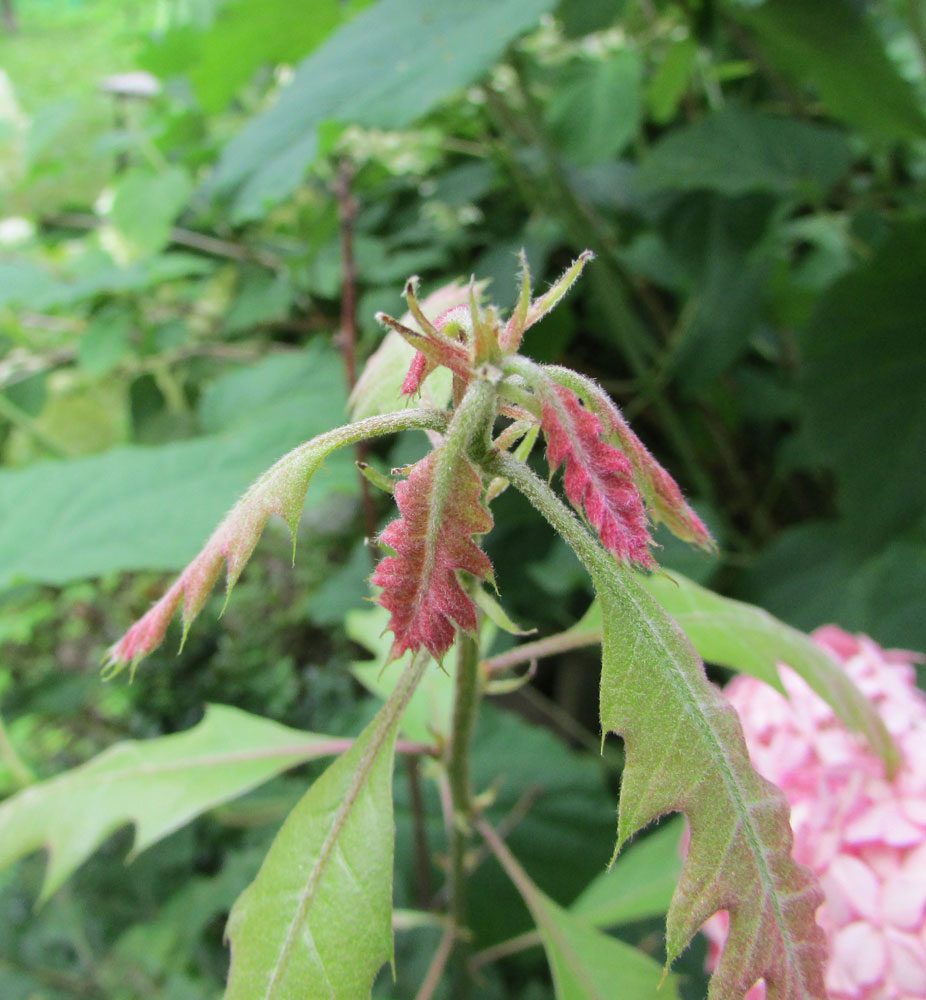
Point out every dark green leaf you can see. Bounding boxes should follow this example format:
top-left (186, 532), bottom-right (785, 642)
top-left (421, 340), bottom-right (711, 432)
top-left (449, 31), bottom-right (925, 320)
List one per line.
top-left (800, 217), bottom-right (926, 540)
top-left (731, 0), bottom-right (926, 141)
top-left (210, 0), bottom-right (557, 220)
top-left (547, 50), bottom-right (643, 165)
top-left (635, 105), bottom-right (852, 198)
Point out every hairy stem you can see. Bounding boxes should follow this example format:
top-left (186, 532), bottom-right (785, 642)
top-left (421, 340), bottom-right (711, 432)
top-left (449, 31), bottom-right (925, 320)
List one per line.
top-left (446, 626), bottom-right (482, 997)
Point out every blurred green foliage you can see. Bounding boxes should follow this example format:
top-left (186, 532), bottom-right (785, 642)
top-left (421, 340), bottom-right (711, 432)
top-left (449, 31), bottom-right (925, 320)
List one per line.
top-left (1, 0), bottom-right (924, 995)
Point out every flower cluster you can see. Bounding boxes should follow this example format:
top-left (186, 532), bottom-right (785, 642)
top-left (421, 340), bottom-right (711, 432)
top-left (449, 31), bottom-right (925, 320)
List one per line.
top-left (703, 627), bottom-right (926, 999)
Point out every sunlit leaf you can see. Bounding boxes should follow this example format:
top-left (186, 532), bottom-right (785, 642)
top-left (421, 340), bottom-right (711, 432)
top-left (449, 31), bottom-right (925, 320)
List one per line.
top-left (0, 344), bottom-right (354, 589)
top-left (731, 0), bottom-right (926, 142)
top-left (0, 705), bottom-right (343, 902)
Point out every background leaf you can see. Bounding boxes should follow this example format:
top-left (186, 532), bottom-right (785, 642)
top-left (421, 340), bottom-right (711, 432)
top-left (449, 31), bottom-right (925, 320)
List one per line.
top-left (730, 0), bottom-right (926, 142)
top-left (0, 342), bottom-right (355, 586)
top-left (210, 0), bottom-right (558, 220)
top-left (634, 105), bottom-right (852, 198)
top-left (0, 705), bottom-right (342, 901)
top-left (569, 817), bottom-right (683, 929)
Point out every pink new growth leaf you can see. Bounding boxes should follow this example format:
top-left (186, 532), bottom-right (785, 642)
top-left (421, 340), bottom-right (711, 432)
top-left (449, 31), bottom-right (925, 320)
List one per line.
top-left (372, 450), bottom-right (493, 662)
top-left (540, 382), bottom-right (656, 569)
top-left (702, 627), bottom-right (926, 1000)
top-left (106, 409), bottom-right (451, 674)
top-left (105, 446), bottom-right (318, 673)
top-left (545, 366), bottom-right (714, 551)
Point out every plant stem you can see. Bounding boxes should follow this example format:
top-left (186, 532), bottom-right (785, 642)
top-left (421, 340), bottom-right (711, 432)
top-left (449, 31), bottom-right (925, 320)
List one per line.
top-left (446, 626), bottom-right (482, 996)
top-left (483, 628), bottom-right (600, 674)
top-left (414, 920), bottom-right (456, 1000)
top-left (447, 629), bottom-right (480, 926)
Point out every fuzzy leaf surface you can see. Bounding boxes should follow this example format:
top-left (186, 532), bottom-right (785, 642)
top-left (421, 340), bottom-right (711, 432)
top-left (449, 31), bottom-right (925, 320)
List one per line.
top-left (491, 454), bottom-right (826, 1000)
top-left (373, 446), bottom-right (493, 661)
top-left (0, 705), bottom-right (342, 901)
top-left (598, 569), bottom-right (825, 1000)
top-left (644, 571), bottom-right (899, 775)
top-left (566, 571), bottom-right (895, 772)
top-left (223, 656), bottom-right (427, 1000)
top-left (539, 381), bottom-right (654, 568)
top-left (107, 407), bottom-right (449, 671)
top-left (482, 821), bottom-right (677, 1000)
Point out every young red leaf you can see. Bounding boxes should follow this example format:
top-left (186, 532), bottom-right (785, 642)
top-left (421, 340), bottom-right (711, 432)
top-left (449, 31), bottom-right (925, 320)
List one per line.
top-left (539, 382), bottom-right (656, 569)
top-left (105, 409), bottom-right (450, 674)
top-left (545, 366), bottom-right (714, 551)
top-left (372, 448), bottom-right (493, 662)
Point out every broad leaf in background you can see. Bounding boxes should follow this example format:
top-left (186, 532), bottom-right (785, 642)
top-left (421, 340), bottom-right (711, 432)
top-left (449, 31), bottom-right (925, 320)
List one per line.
top-left (800, 217), bottom-right (926, 544)
top-left (210, 0), bottom-right (557, 220)
top-left (110, 166), bottom-right (193, 259)
top-left (498, 457), bottom-right (825, 1000)
top-left (0, 705), bottom-right (342, 902)
top-left (742, 217), bottom-right (926, 652)
top-left (0, 253), bottom-right (214, 311)
top-left (634, 105), bottom-right (852, 199)
top-left (645, 572), bottom-right (899, 775)
top-left (140, 0), bottom-right (369, 113)
top-left (0, 343), bottom-right (354, 587)
top-left (547, 49), bottom-right (643, 165)
top-left (481, 821), bottom-right (677, 1000)
top-left (730, 0), bottom-right (926, 142)
top-left (569, 818), bottom-right (684, 930)
top-left (223, 655), bottom-right (427, 1000)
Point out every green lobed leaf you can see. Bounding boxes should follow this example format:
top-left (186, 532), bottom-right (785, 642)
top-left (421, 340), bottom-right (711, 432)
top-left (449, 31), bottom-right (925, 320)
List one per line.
top-left (0, 705), bottom-right (344, 902)
top-left (644, 571), bottom-right (899, 775)
top-left (569, 817), bottom-right (684, 929)
top-left (223, 654), bottom-right (428, 1000)
top-left (634, 105), bottom-right (852, 199)
top-left (481, 821), bottom-right (678, 1000)
top-left (563, 569), bottom-right (895, 771)
top-left (491, 453), bottom-right (826, 1000)
top-left (209, 0), bottom-right (557, 221)
top-left (730, 0), bottom-right (926, 142)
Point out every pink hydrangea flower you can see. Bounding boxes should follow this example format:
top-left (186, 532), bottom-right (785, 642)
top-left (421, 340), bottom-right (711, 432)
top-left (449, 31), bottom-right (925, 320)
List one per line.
top-left (702, 626), bottom-right (926, 1000)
